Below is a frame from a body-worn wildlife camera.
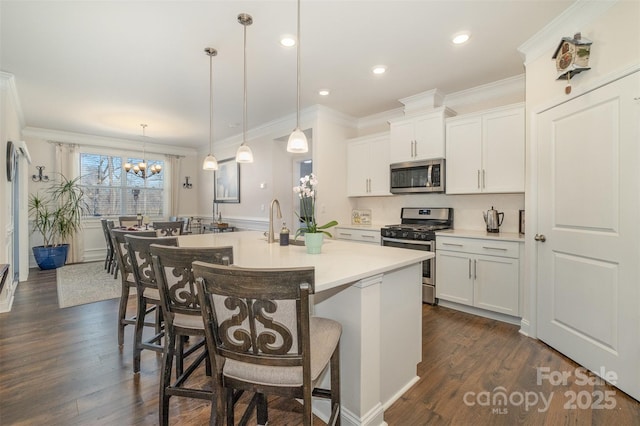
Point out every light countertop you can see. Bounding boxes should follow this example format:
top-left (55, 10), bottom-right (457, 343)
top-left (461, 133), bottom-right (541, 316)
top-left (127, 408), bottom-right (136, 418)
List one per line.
top-left (178, 231), bottom-right (431, 293)
top-left (435, 229), bottom-right (525, 243)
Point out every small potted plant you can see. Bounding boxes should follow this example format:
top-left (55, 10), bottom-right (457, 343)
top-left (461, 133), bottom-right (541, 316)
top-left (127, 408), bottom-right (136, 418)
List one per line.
top-left (28, 174), bottom-right (88, 269)
top-left (293, 174), bottom-right (338, 254)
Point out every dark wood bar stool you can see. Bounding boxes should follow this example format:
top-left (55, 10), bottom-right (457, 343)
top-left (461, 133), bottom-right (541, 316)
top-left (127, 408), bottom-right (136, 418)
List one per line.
top-left (194, 263), bottom-right (342, 426)
top-left (109, 229), bottom-right (157, 347)
top-left (150, 244), bottom-right (233, 426)
top-left (125, 234), bottom-right (178, 373)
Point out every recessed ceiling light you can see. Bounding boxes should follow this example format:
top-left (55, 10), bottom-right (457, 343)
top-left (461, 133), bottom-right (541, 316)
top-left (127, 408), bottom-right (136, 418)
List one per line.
top-left (372, 65), bottom-right (387, 75)
top-left (452, 32), bottom-right (470, 45)
top-left (280, 36), bottom-right (296, 47)
top-left (318, 89), bottom-right (330, 96)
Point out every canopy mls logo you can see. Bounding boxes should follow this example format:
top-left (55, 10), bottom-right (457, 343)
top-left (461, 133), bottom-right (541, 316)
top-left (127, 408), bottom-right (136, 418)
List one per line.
top-left (463, 366), bottom-right (618, 414)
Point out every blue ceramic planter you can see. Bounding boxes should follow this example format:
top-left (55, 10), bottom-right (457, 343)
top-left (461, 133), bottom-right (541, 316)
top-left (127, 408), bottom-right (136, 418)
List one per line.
top-left (33, 245), bottom-right (69, 270)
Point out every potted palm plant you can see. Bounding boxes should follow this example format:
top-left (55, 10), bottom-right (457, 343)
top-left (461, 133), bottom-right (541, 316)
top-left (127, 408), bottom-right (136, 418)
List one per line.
top-left (28, 174), bottom-right (88, 269)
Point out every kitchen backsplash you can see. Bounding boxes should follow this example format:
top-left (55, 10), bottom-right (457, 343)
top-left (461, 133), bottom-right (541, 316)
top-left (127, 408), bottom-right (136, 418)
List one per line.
top-left (350, 192), bottom-right (525, 233)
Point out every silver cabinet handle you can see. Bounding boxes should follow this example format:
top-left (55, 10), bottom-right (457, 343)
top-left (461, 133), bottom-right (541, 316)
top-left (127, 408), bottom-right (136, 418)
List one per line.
top-left (477, 170), bottom-right (480, 189)
top-left (468, 258), bottom-right (472, 279)
top-left (482, 246), bottom-right (507, 251)
top-left (534, 234), bottom-right (546, 242)
top-left (339, 232), bottom-right (353, 237)
top-left (482, 169), bottom-right (486, 189)
top-left (362, 235), bottom-right (375, 239)
top-left (474, 259), bottom-right (477, 279)
top-left (414, 140), bottom-right (418, 158)
top-left (442, 242), bottom-right (463, 247)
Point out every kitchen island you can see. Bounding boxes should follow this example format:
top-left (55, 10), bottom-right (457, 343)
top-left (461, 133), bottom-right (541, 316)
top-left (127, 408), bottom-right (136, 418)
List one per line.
top-left (177, 230), bottom-right (431, 426)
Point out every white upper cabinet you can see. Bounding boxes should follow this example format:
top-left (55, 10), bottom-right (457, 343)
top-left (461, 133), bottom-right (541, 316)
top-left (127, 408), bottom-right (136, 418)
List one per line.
top-left (347, 133), bottom-right (392, 197)
top-left (445, 104), bottom-right (524, 194)
top-left (389, 107), bottom-right (455, 164)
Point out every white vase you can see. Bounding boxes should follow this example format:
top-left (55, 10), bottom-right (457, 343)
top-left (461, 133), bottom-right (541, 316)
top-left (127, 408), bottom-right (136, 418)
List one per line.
top-left (304, 233), bottom-right (324, 254)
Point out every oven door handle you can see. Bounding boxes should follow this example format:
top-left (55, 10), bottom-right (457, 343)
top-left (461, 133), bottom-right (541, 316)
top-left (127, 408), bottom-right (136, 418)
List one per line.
top-left (426, 165), bottom-right (432, 187)
top-left (382, 237), bottom-right (434, 247)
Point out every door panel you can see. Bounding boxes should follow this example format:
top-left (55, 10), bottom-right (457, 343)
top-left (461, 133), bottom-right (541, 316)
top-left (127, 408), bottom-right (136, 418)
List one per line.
top-left (536, 71), bottom-right (639, 400)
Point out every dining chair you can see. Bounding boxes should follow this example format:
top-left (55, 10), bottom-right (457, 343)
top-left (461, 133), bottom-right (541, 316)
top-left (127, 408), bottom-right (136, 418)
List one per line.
top-left (109, 229), bottom-right (157, 347)
top-left (194, 262), bottom-right (342, 426)
top-left (100, 219), bottom-right (117, 277)
top-left (126, 234), bottom-right (178, 373)
top-left (150, 244), bottom-right (234, 426)
top-left (119, 215), bottom-right (139, 227)
top-left (153, 221), bottom-right (184, 237)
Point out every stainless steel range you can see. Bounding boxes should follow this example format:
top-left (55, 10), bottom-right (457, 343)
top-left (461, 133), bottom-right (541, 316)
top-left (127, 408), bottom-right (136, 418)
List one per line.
top-left (381, 207), bottom-right (453, 304)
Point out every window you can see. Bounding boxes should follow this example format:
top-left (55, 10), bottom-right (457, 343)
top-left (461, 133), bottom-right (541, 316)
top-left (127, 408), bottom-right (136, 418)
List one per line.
top-left (80, 153), bottom-right (165, 217)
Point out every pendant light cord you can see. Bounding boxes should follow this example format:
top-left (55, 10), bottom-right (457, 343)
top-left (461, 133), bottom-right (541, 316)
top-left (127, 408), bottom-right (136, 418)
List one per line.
top-left (209, 52), bottom-right (214, 153)
top-left (296, 0), bottom-right (301, 128)
top-left (243, 22), bottom-right (248, 144)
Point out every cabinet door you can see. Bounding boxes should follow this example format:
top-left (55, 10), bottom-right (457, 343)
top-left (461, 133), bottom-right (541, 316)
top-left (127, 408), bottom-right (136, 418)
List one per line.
top-left (368, 136), bottom-right (391, 196)
top-left (474, 254), bottom-right (519, 316)
top-left (389, 120), bottom-right (415, 164)
top-left (482, 107), bottom-right (524, 193)
top-left (414, 113), bottom-right (445, 160)
top-left (445, 117), bottom-right (482, 194)
top-left (347, 141), bottom-right (370, 196)
top-left (436, 251), bottom-right (473, 305)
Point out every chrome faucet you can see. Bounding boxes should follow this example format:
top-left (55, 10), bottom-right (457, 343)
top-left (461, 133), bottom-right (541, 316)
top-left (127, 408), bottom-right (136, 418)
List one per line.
top-left (267, 198), bottom-right (282, 243)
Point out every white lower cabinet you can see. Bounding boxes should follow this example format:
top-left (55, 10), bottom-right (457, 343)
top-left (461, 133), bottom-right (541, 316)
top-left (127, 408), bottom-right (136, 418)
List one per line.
top-left (335, 227), bottom-right (381, 245)
top-left (436, 236), bottom-right (520, 316)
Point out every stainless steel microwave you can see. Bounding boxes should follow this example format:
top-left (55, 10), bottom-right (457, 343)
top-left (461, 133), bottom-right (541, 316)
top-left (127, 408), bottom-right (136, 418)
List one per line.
top-left (390, 158), bottom-right (445, 194)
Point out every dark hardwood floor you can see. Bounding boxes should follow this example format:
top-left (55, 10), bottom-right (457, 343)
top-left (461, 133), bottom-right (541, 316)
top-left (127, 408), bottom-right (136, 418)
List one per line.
top-left (1, 268), bottom-right (638, 425)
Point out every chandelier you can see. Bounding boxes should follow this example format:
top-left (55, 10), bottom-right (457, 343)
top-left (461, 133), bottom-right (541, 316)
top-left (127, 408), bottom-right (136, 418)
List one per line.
top-left (123, 124), bottom-right (162, 178)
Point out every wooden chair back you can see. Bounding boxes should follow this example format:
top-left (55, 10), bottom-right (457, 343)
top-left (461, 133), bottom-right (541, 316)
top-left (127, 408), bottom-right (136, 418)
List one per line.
top-left (119, 216), bottom-right (138, 227)
top-left (125, 234), bottom-right (178, 292)
top-left (194, 262), bottom-right (315, 367)
top-left (153, 221), bottom-right (183, 237)
top-left (100, 219), bottom-right (115, 251)
top-left (150, 245), bottom-right (233, 330)
top-left (110, 229), bottom-right (156, 278)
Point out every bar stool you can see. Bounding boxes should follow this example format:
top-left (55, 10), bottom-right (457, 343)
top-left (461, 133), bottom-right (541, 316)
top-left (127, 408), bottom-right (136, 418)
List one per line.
top-left (125, 234), bottom-right (178, 373)
top-left (150, 244), bottom-right (233, 426)
top-left (194, 263), bottom-right (342, 426)
top-left (110, 229), bottom-right (156, 347)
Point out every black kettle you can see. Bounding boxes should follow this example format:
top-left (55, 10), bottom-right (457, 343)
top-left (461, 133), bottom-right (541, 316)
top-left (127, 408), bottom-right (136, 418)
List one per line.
top-left (483, 206), bottom-right (504, 233)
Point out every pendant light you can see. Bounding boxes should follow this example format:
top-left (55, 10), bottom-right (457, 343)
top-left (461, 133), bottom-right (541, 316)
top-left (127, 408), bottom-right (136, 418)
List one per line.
top-left (202, 47), bottom-right (219, 170)
top-left (236, 13), bottom-right (254, 163)
top-left (286, 0), bottom-right (308, 153)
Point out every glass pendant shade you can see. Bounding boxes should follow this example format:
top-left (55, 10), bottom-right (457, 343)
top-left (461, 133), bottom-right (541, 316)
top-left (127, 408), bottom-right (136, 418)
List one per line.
top-left (235, 143), bottom-right (253, 163)
top-left (203, 154), bottom-right (218, 170)
top-left (287, 128), bottom-right (308, 153)
top-left (287, 0), bottom-right (308, 154)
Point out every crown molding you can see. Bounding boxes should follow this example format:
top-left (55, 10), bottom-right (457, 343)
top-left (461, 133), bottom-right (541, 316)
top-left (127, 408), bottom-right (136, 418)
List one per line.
top-left (0, 72), bottom-right (25, 128)
top-left (357, 106), bottom-right (405, 130)
top-left (443, 74), bottom-right (525, 109)
top-left (21, 126), bottom-right (197, 157)
top-left (213, 104), bottom-right (357, 152)
top-left (518, 0), bottom-right (618, 65)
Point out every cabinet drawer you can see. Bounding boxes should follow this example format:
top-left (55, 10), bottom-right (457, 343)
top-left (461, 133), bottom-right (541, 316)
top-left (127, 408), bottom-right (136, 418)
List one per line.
top-left (437, 237), bottom-right (519, 258)
top-left (335, 228), bottom-right (381, 245)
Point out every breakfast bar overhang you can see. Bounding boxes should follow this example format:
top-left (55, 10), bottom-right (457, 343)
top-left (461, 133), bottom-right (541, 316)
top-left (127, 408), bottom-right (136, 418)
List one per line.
top-left (178, 231), bottom-right (432, 426)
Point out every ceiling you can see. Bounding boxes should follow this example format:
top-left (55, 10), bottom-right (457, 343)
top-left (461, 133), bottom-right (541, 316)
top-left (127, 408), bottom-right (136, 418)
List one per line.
top-left (1, 1), bottom-right (573, 150)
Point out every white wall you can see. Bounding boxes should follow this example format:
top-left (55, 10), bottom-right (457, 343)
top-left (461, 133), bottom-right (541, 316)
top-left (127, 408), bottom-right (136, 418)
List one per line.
top-left (519, 0), bottom-right (640, 337)
top-left (0, 73), bottom-right (25, 311)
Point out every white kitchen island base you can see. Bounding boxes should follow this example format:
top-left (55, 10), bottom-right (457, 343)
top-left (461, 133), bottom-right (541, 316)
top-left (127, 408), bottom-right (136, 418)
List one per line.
top-left (178, 231), bottom-right (430, 426)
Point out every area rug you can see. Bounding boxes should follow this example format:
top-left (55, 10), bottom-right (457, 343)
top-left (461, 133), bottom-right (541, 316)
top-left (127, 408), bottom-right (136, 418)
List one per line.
top-left (57, 261), bottom-right (125, 308)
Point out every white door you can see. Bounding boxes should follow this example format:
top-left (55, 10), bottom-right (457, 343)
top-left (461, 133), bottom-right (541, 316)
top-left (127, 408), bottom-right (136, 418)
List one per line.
top-left (536, 71), bottom-right (640, 400)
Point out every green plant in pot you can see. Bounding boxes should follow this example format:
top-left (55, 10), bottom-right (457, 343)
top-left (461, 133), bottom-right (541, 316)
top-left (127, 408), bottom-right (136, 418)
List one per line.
top-left (28, 174), bottom-right (88, 270)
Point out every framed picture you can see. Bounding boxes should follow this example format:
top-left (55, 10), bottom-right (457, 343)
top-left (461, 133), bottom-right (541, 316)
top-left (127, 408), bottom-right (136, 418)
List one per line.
top-left (519, 210), bottom-right (525, 235)
top-left (214, 158), bottom-right (240, 203)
